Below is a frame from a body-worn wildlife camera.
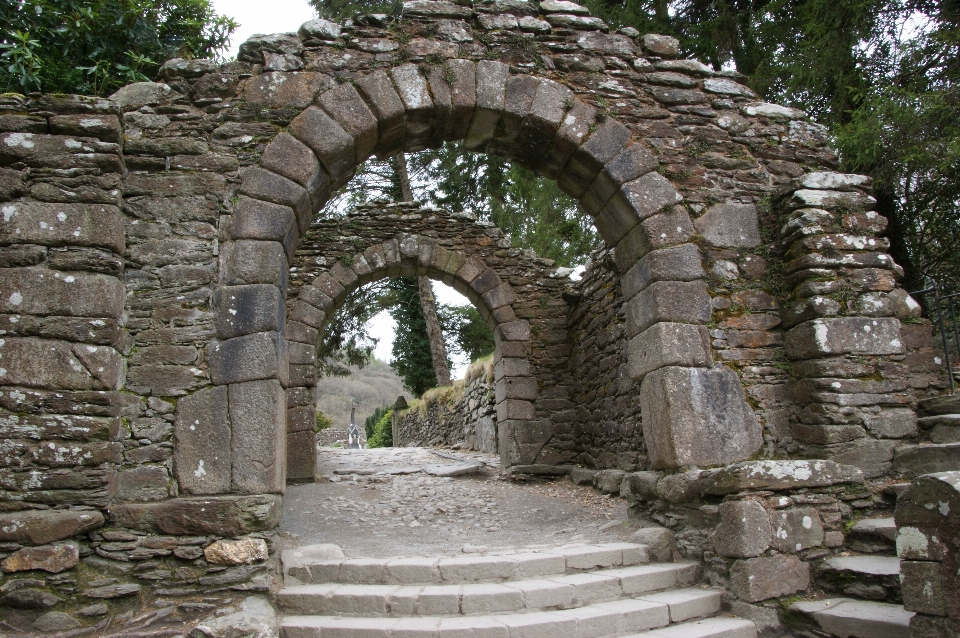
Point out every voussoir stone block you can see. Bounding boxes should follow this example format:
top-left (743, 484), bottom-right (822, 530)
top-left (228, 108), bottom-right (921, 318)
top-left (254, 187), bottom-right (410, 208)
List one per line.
top-left (625, 280), bottom-right (711, 336)
top-left (559, 117), bottom-right (631, 199)
top-left (640, 366), bottom-right (762, 470)
top-left (443, 58), bottom-right (478, 141)
top-left (391, 63), bottom-right (435, 152)
top-left (288, 106), bottom-right (356, 189)
top-left (603, 171), bottom-right (683, 237)
top-left (316, 82), bottom-right (379, 163)
top-left (785, 317), bottom-right (904, 359)
top-left (209, 331), bottom-right (287, 386)
top-left (230, 379), bottom-right (286, 494)
top-left (492, 75), bottom-right (541, 155)
top-left (259, 132), bottom-right (330, 221)
top-left (714, 499), bottom-right (772, 558)
top-left (628, 322), bottom-right (712, 382)
top-left (465, 60), bottom-right (509, 150)
top-left (173, 385), bottom-right (232, 495)
top-left (355, 70), bottom-right (407, 158)
top-left (230, 196), bottom-right (299, 257)
top-left (513, 79), bottom-right (573, 172)
top-left (220, 240), bottom-right (288, 287)
top-left (581, 143), bottom-right (659, 216)
top-left (238, 166), bottom-right (311, 221)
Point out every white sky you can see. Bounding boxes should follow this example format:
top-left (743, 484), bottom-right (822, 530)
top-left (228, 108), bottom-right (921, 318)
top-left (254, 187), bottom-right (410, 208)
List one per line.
top-left (211, 0), bottom-right (317, 59)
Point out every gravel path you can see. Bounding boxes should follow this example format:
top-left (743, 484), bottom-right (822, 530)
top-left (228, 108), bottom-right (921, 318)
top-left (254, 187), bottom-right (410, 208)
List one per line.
top-left (279, 447), bottom-right (636, 558)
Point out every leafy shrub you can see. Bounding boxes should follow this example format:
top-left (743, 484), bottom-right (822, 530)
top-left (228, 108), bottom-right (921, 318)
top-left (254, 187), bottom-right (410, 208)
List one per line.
top-left (366, 409), bottom-right (394, 448)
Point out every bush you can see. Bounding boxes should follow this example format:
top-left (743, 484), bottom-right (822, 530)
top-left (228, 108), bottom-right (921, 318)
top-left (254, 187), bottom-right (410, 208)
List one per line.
top-left (366, 409), bottom-right (393, 448)
top-left (315, 410), bottom-right (333, 433)
top-left (364, 405), bottom-right (391, 439)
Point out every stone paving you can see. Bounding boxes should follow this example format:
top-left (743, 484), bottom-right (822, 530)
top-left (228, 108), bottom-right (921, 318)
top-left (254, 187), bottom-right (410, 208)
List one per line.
top-left (280, 447), bottom-right (633, 559)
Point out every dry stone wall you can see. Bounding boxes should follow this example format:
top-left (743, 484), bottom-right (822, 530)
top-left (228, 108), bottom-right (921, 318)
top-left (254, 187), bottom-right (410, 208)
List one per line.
top-left (394, 373), bottom-right (497, 451)
top-left (0, 0), bottom-right (948, 629)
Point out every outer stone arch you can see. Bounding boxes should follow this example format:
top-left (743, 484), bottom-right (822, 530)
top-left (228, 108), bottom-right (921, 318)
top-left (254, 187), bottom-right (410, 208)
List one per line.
top-left (221, 59), bottom-right (762, 481)
top-left (281, 204), bottom-right (568, 479)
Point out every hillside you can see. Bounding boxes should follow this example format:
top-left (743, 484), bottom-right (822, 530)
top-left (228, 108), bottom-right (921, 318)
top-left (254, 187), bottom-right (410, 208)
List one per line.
top-left (315, 359), bottom-right (410, 429)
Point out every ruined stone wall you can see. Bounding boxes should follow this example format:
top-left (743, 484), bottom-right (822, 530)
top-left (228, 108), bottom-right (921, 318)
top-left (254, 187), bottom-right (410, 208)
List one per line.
top-left (394, 373), bottom-right (497, 451)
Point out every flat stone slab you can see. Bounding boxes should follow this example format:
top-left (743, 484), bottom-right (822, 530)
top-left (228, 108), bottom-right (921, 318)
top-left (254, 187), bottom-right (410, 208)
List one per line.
top-left (849, 518), bottom-right (896, 542)
top-left (422, 463), bottom-right (482, 477)
top-left (790, 598), bottom-right (913, 638)
top-left (918, 394), bottom-right (960, 416)
top-left (644, 616), bottom-right (758, 638)
top-left (821, 555), bottom-right (901, 577)
top-left (702, 460), bottom-right (863, 495)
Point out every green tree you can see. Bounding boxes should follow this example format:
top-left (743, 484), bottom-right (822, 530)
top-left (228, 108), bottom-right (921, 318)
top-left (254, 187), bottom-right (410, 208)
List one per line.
top-left (308, 0), bottom-right (402, 21)
top-left (0, 0), bottom-right (237, 95)
top-left (440, 305), bottom-right (496, 363)
top-left (366, 408), bottom-right (394, 448)
top-left (364, 405), bottom-right (391, 439)
top-left (387, 277), bottom-right (439, 396)
top-left (315, 410), bottom-right (333, 433)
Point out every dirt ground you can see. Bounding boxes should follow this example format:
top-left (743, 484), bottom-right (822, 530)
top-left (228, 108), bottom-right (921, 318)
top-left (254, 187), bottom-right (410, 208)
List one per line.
top-left (279, 447), bottom-right (638, 558)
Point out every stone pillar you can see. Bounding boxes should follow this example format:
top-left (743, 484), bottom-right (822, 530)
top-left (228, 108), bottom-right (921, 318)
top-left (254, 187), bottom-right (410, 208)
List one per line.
top-left (779, 172), bottom-right (922, 478)
top-left (895, 471), bottom-right (960, 637)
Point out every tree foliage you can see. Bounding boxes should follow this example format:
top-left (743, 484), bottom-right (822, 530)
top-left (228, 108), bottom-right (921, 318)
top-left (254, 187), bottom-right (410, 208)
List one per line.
top-left (0, 0), bottom-right (237, 95)
top-left (366, 408), bottom-right (394, 448)
top-left (387, 277), bottom-right (439, 396)
top-left (308, 0), bottom-right (402, 21)
top-left (440, 305), bottom-right (496, 363)
top-left (364, 405), bottom-right (392, 439)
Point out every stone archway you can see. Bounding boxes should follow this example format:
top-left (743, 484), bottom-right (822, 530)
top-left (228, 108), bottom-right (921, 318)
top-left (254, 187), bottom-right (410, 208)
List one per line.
top-left (281, 203), bottom-right (571, 479)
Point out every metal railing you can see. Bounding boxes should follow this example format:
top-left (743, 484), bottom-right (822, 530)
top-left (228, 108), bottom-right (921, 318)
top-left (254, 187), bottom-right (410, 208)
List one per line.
top-left (910, 280), bottom-right (960, 394)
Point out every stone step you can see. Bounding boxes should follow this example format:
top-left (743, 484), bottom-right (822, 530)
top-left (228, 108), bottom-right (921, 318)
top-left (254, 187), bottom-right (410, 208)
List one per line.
top-left (917, 393), bottom-right (960, 416)
top-left (279, 563), bottom-right (701, 616)
top-left (918, 413), bottom-right (960, 444)
top-left (634, 616), bottom-right (757, 638)
top-left (282, 543), bottom-right (650, 586)
top-left (893, 442), bottom-right (960, 478)
top-left (281, 589), bottom-right (722, 638)
top-left (845, 517), bottom-right (896, 553)
top-left (789, 598), bottom-right (913, 638)
top-left (817, 556), bottom-right (902, 603)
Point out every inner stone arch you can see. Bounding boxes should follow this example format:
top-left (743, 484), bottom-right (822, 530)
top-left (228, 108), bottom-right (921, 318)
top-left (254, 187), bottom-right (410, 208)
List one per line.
top-left (281, 202), bottom-right (571, 480)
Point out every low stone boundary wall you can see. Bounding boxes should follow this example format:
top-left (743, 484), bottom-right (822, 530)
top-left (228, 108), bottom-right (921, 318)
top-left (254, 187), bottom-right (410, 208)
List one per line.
top-left (394, 368), bottom-right (496, 453)
top-left (896, 471), bottom-right (960, 637)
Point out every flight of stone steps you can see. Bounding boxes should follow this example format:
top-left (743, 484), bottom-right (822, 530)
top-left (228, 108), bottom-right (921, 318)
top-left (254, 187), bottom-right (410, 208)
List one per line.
top-left (277, 542), bottom-right (757, 638)
top-left (789, 392), bottom-right (960, 638)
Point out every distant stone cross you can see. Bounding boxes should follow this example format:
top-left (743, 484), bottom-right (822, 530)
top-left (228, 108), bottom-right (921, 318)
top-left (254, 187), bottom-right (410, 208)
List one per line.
top-left (347, 406), bottom-right (362, 449)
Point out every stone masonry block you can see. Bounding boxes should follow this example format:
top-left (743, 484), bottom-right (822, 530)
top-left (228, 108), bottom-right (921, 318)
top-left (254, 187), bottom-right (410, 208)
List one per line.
top-left (444, 58), bottom-right (477, 141)
top-left (785, 317), bottom-right (904, 359)
top-left (287, 405), bottom-right (315, 433)
top-left (496, 377), bottom-right (538, 402)
top-left (287, 301), bottom-right (326, 330)
top-left (730, 554), bottom-right (810, 602)
top-left (425, 65), bottom-right (453, 149)
top-left (900, 560), bottom-right (946, 616)
top-left (220, 240), bottom-right (288, 287)
top-left (214, 284), bottom-right (284, 340)
top-left (714, 499), bottom-right (772, 558)
top-left (471, 268), bottom-right (502, 295)
top-left (558, 117), bottom-right (630, 199)
top-left (260, 133), bottom-right (330, 226)
top-left (238, 166), bottom-right (312, 221)
top-left (390, 64), bottom-right (435, 153)
top-left (496, 400), bottom-right (535, 422)
top-left (0, 267), bottom-right (124, 319)
top-left (230, 197), bottom-right (298, 259)
top-left (287, 340), bottom-right (316, 365)
top-left (288, 106), bottom-right (356, 189)
top-left (625, 280), bottom-right (712, 336)
top-left (482, 282), bottom-right (517, 310)
top-left (355, 70), bottom-right (406, 158)
top-left (513, 78), bottom-right (573, 172)
top-left (316, 82), bottom-right (379, 162)
top-left (541, 99), bottom-right (596, 180)
top-left (770, 507), bottom-right (824, 552)
top-left (465, 60), bottom-right (508, 150)
top-left (605, 172), bottom-right (684, 230)
top-left (0, 201), bottom-right (124, 254)
top-left (622, 243), bottom-right (704, 299)
top-left (287, 429), bottom-right (316, 482)
top-left (694, 202), bottom-right (761, 248)
top-left (491, 75), bottom-right (541, 155)
top-left (229, 379), bottom-right (286, 494)
top-left (173, 385), bottom-right (231, 495)
top-left (614, 205), bottom-right (693, 269)
top-left (581, 143), bottom-right (659, 216)
top-left (0, 338), bottom-right (123, 391)
top-left (496, 320), bottom-right (531, 342)
top-left (627, 322), bottom-right (712, 382)
top-left (209, 331), bottom-right (287, 386)
top-left (640, 366), bottom-right (762, 470)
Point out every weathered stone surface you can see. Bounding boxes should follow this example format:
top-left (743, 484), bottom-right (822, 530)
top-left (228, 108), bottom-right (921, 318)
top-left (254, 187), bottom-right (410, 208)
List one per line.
top-left (629, 527), bottom-right (676, 562)
top-left (0, 201), bottom-right (123, 252)
top-left (404, 0), bottom-right (473, 18)
top-left (288, 106), bottom-right (356, 188)
top-left (693, 202), bottom-right (760, 248)
top-left (702, 460), bottom-right (863, 495)
top-left (33, 611), bottom-right (81, 632)
top-left (621, 243), bottom-right (704, 298)
top-left (614, 206), bottom-right (693, 270)
top-left (0, 338), bottom-right (123, 391)
top-left (713, 499), bottom-right (771, 558)
top-left (0, 267), bottom-right (125, 319)
top-left (627, 322), bottom-right (712, 382)
top-left (108, 82), bottom-right (174, 109)
top-left (209, 331), bottom-right (287, 386)
top-left (1, 543), bottom-right (79, 573)
top-left (84, 583), bottom-right (141, 599)
top-left (655, 469), bottom-right (704, 503)
top-left (215, 284), bottom-right (285, 340)
top-left (863, 408), bottom-right (918, 439)
top-left (0, 588), bottom-right (61, 609)
top-left (241, 72), bottom-right (330, 109)
top-left (355, 70), bottom-right (406, 158)
top-left (191, 596), bottom-right (278, 638)
top-left (466, 60), bottom-right (509, 150)
top-left (298, 18), bottom-right (341, 41)
top-left (770, 507), bottom-right (824, 552)
top-left (115, 465), bottom-right (170, 502)
top-left (730, 554), bottom-right (811, 602)
top-left (0, 510), bottom-right (103, 546)
top-left (785, 317), bottom-right (904, 359)
top-left (642, 34), bottom-right (680, 57)
top-left (109, 495), bottom-right (283, 536)
top-left (221, 239), bottom-right (288, 286)
top-left (620, 471), bottom-right (661, 503)
top-left (560, 118), bottom-right (631, 199)
top-left (625, 280), bottom-right (711, 336)
top-left (316, 82), bottom-right (379, 163)
top-left (640, 366), bottom-right (762, 470)
top-left (230, 379), bottom-right (286, 494)
top-left (900, 560), bottom-right (946, 616)
top-left (204, 538), bottom-right (269, 565)
top-left (595, 469), bottom-right (626, 494)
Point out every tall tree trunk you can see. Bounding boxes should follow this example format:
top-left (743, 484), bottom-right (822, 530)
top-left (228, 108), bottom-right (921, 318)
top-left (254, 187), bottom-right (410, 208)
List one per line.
top-left (395, 154), bottom-right (452, 387)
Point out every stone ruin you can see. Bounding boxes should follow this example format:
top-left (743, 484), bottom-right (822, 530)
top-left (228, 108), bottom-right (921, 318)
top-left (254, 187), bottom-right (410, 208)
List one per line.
top-left (0, 0), bottom-right (958, 634)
